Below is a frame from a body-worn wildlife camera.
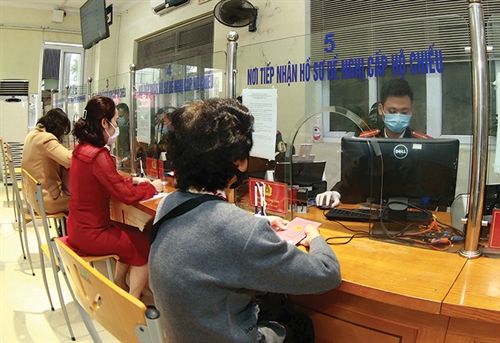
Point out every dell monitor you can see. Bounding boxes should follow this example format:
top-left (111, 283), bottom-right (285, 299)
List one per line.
top-left (339, 137), bottom-right (460, 211)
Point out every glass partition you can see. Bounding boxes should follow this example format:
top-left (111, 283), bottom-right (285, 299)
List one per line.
top-left (233, 25), bottom-right (500, 251)
top-left (92, 72), bottom-right (131, 167)
top-left (133, 51), bottom-right (227, 179)
top-left (54, 83), bottom-right (88, 150)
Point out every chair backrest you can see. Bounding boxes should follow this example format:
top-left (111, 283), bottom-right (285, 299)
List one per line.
top-left (4, 139), bottom-right (23, 177)
top-left (21, 168), bottom-right (42, 216)
top-left (53, 237), bottom-right (165, 343)
top-left (6, 154), bottom-right (23, 213)
top-left (0, 136), bottom-right (8, 182)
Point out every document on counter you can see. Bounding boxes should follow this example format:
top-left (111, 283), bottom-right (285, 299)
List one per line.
top-left (276, 217), bottom-right (321, 245)
top-left (140, 192), bottom-right (169, 203)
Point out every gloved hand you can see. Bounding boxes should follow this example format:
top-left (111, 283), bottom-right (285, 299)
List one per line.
top-left (315, 191), bottom-right (341, 208)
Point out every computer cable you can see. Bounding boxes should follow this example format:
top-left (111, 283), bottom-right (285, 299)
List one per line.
top-left (326, 216), bottom-right (370, 234)
top-left (325, 232), bottom-right (370, 245)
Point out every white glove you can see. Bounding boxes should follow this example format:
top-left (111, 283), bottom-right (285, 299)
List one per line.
top-left (316, 191), bottom-right (341, 208)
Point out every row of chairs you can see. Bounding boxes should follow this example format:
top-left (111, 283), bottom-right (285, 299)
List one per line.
top-left (1, 137), bottom-right (166, 342)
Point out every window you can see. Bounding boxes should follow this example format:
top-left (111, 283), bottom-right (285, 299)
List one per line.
top-left (42, 43), bottom-right (84, 110)
top-left (312, 0), bottom-right (500, 138)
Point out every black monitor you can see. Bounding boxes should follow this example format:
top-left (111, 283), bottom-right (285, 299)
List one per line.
top-left (340, 137), bottom-right (460, 210)
top-left (274, 161), bottom-right (326, 186)
top-left (80, 0), bottom-right (110, 50)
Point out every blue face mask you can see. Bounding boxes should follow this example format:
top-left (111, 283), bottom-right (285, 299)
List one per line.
top-left (161, 125), bottom-right (168, 135)
top-left (117, 117), bottom-right (126, 126)
top-left (383, 113), bottom-right (411, 134)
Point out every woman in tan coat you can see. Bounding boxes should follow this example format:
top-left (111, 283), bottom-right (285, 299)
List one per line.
top-left (22, 108), bottom-right (72, 214)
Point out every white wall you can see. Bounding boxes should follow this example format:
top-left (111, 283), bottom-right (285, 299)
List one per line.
top-left (0, 6), bottom-right (81, 94)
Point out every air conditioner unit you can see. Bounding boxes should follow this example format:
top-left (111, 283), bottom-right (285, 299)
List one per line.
top-left (0, 79), bottom-right (29, 142)
top-left (151, 0), bottom-right (190, 15)
top-left (0, 79), bottom-right (29, 102)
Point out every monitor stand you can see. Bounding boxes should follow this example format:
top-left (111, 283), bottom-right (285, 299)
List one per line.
top-left (387, 197), bottom-right (409, 222)
top-left (370, 196), bottom-right (432, 240)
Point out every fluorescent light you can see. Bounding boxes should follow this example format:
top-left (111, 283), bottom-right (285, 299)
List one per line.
top-left (44, 42), bottom-right (83, 48)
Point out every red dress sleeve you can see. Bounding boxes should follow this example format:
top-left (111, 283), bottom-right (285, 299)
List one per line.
top-left (92, 149), bottom-right (157, 205)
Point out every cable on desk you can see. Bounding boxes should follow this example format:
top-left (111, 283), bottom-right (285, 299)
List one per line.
top-left (328, 219), bottom-right (370, 234)
top-left (325, 233), bottom-right (370, 245)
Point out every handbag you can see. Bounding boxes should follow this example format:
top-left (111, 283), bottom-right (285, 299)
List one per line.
top-left (256, 292), bottom-right (315, 343)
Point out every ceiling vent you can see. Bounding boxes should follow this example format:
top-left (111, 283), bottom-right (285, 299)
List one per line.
top-left (0, 80), bottom-right (29, 97)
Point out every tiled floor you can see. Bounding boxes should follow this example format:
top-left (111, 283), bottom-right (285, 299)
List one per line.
top-left (0, 183), bottom-right (119, 342)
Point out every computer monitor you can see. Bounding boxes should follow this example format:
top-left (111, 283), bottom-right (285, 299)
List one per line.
top-left (274, 161), bottom-right (326, 186)
top-left (340, 137), bottom-right (460, 210)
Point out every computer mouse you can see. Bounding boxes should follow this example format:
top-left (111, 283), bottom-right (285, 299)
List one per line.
top-left (317, 205), bottom-right (332, 210)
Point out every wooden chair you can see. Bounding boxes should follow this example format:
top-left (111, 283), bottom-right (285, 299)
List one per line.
top-left (6, 154), bottom-right (34, 276)
top-left (22, 168), bottom-right (120, 340)
top-left (21, 168), bottom-right (75, 340)
top-left (1, 137), bottom-right (18, 207)
top-left (53, 237), bottom-right (166, 343)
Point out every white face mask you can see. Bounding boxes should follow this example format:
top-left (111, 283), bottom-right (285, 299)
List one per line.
top-left (106, 120), bottom-right (120, 145)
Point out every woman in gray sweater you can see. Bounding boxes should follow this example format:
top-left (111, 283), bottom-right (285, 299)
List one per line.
top-left (149, 98), bottom-right (342, 343)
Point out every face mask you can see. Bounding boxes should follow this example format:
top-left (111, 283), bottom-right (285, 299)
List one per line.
top-left (161, 125), bottom-right (168, 135)
top-left (117, 117), bottom-right (126, 126)
top-left (106, 120), bottom-right (120, 145)
top-left (383, 113), bottom-right (411, 134)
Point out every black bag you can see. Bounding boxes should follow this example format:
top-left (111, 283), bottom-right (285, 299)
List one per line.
top-left (256, 292), bottom-right (315, 343)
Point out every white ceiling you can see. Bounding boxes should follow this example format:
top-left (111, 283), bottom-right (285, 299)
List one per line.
top-left (0, 0), bottom-right (140, 14)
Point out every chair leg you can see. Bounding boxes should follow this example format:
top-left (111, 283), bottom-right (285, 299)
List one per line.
top-left (33, 219), bottom-right (55, 310)
top-left (34, 216), bottom-right (76, 340)
top-left (31, 212), bottom-right (56, 309)
top-left (48, 254), bottom-right (76, 340)
top-left (23, 219), bottom-right (35, 276)
top-left (5, 179), bottom-right (10, 206)
top-left (15, 202), bottom-right (26, 260)
top-left (53, 241), bottom-right (101, 342)
top-left (59, 217), bottom-right (67, 237)
top-left (105, 259), bottom-right (115, 283)
top-left (12, 186), bottom-right (17, 222)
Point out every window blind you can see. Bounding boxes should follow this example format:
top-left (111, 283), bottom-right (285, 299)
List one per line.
top-left (137, 17), bottom-right (214, 69)
top-left (311, 0), bottom-right (500, 63)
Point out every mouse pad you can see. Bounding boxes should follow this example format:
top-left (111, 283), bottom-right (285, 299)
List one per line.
top-left (276, 217), bottom-right (321, 245)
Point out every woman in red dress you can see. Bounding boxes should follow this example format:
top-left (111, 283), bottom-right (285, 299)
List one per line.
top-left (67, 95), bottom-right (163, 299)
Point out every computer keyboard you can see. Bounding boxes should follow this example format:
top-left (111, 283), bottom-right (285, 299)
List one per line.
top-left (325, 208), bottom-right (379, 222)
top-left (325, 207), bottom-right (433, 222)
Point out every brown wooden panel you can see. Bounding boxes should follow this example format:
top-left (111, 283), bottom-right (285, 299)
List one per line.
top-left (295, 208), bottom-right (467, 314)
top-left (301, 307), bottom-right (404, 343)
top-left (123, 208), bottom-right (153, 232)
top-left (444, 317), bottom-right (500, 343)
top-left (293, 291), bottom-right (448, 343)
top-left (109, 197), bottom-right (124, 223)
top-left (442, 258), bottom-right (500, 324)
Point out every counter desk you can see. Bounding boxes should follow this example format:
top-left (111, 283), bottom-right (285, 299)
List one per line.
top-left (109, 187), bottom-right (500, 343)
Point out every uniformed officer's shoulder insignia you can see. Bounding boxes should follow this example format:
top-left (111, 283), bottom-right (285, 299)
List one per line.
top-left (359, 129), bottom-right (381, 138)
top-left (411, 131), bottom-right (432, 139)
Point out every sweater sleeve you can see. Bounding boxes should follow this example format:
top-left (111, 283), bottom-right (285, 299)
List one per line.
top-left (43, 136), bottom-right (72, 169)
top-left (92, 149), bottom-right (157, 205)
top-left (236, 215), bottom-right (342, 295)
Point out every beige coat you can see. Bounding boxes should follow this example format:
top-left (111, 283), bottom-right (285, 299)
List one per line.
top-left (22, 124), bottom-right (72, 214)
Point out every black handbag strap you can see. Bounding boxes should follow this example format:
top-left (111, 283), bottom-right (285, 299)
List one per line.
top-left (150, 194), bottom-right (224, 244)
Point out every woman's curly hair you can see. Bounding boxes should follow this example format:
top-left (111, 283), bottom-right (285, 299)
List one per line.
top-left (166, 98), bottom-right (254, 192)
top-left (38, 108), bottom-right (70, 141)
top-left (73, 95), bottom-right (116, 147)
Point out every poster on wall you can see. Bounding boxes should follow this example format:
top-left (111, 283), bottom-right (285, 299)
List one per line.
top-left (136, 96), bottom-right (152, 144)
top-left (242, 88), bottom-right (277, 161)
